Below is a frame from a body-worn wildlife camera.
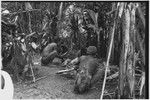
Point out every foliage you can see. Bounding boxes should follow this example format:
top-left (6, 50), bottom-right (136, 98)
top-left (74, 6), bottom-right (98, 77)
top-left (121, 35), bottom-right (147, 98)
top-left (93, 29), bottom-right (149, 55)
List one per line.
top-left (1, 1), bottom-right (147, 99)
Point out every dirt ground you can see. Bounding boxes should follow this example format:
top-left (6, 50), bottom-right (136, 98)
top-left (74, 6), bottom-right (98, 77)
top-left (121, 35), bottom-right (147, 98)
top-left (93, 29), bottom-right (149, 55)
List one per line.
top-left (13, 56), bottom-right (117, 99)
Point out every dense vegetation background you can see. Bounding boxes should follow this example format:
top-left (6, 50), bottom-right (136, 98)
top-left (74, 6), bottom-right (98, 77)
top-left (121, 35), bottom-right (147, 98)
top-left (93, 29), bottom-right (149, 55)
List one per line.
top-left (1, 1), bottom-right (148, 99)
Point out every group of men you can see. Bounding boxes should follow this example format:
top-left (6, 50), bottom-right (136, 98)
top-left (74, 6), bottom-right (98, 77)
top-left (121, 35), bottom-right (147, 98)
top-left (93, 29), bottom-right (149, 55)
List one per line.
top-left (41, 42), bottom-right (104, 93)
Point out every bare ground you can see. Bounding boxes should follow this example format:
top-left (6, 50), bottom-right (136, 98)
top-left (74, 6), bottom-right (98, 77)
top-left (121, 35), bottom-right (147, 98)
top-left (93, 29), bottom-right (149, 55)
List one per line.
top-left (13, 56), bottom-right (117, 99)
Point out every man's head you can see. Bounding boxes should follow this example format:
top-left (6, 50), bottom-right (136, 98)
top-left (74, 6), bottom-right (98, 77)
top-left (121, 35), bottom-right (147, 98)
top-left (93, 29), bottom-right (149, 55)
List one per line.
top-left (86, 46), bottom-right (97, 56)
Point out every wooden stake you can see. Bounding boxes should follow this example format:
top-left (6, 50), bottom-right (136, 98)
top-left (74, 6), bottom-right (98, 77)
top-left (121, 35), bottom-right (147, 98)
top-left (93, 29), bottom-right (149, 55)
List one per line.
top-left (30, 64), bottom-right (35, 83)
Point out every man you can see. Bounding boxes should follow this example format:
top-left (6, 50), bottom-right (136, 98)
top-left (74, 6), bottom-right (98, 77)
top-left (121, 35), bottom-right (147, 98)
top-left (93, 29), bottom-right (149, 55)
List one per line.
top-left (41, 42), bottom-right (58, 66)
top-left (73, 46), bottom-right (104, 93)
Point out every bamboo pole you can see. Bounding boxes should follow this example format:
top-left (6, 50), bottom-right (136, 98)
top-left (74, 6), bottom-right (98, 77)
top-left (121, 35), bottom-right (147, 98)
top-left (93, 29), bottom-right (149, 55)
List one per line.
top-left (100, 10), bottom-right (116, 100)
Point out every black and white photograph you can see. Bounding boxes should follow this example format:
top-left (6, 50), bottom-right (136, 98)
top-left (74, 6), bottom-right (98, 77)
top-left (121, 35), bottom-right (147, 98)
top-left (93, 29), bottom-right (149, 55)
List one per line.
top-left (0, 1), bottom-right (149, 99)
